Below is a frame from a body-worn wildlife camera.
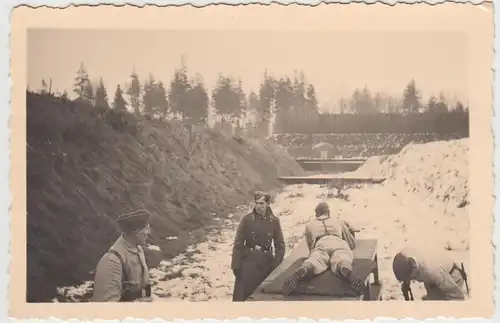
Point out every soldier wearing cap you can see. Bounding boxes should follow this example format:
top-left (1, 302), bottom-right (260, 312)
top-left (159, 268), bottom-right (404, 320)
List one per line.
top-left (231, 191), bottom-right (286, 302)
top-left (92, 209), bottom-right (153, 302)
top-left (392, 248), bottom-right (468, 300)
top-left (281, 202), bottom-right (365, 296)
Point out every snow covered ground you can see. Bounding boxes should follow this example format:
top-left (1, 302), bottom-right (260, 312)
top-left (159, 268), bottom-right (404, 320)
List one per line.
top-left (55, 138), bottom-right (469, 302)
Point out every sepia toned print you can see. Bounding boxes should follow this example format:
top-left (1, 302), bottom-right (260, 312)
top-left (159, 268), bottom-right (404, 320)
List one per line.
top-left (10, 2), bottom-right (494, 321)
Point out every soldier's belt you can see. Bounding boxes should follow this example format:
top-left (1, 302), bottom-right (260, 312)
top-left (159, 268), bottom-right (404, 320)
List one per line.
top-left (246, 244), bottom-right (273, 252)
top-left (313, 233), bottom-right (338, 248)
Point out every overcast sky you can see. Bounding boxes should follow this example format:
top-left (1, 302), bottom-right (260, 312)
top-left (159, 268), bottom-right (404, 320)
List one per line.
top-left (28, 28), bottom-right (469, 112)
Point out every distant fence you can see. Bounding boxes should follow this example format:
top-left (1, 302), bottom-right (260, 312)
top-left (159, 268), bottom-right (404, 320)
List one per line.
top-left (271, 132), bottom-right (467, 159)
top-left (287, 111), bottom-right (469, 135)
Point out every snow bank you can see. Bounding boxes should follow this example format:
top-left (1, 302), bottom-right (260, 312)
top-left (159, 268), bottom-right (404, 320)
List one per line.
top-left (352, 138), bottom-right (469, 208)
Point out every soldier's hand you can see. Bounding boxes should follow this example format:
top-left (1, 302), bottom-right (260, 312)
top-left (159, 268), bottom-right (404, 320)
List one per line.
top-left (401, 281), bottom-right (414, 301)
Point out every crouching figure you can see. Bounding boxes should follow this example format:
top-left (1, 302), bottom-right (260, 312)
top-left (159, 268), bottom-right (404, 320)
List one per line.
top-left (281, 202), bottom-right (365, 296)
top-left (392, 248), bottom-right (469, 301)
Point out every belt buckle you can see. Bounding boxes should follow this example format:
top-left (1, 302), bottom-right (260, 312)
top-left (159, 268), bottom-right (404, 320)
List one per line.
top-left (255, 245), bottom-right (262, 251)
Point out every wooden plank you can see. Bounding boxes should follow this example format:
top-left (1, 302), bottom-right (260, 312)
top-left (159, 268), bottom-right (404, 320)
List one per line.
top-left (248, 282), bottom-right (383, 301)
top-left (296, 158), bottom-right (368, 162)
top-left (298, 161), bottom-right (365, 165)
top-left (277, 176), bottom-right (386, 185)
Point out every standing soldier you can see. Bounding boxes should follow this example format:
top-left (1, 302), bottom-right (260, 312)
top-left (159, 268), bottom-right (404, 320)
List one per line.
top-left (231, 191), bottom-right (286, 302)
top-left (392, 248), bottom-right (469, 300)
top-left (92, 209), bottom-right (153, 302)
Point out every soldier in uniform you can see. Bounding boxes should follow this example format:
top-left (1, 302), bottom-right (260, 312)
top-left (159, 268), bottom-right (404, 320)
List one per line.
top-left (92, 209), bottom-right (153, 302)
top-left (281, 202), bottom-right (365, 296)
top-left (392, 248), bottom-right (469, 300)
top-left (231, 191), bottom-right (286, 301)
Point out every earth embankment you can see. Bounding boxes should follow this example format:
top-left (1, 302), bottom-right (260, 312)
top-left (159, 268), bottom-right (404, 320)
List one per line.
top-left (26, 92), bottom-right (305, 302)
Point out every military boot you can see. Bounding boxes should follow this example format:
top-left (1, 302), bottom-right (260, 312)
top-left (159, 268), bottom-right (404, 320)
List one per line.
top-left (339, 266), bottom-right (365, 296)
top-left (282, 266), bottom-right (311, 296)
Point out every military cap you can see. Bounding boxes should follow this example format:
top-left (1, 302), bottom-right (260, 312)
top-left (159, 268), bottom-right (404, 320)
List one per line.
top-left (254, 191), bottom-right (271, 203)
top-left (117, 209), bottom-right (151, 233)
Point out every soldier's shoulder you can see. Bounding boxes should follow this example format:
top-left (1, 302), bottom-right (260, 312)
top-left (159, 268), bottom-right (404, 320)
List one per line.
top-left (270, 214), bottom-right (281, 222)
top-left (96, 250), bottom-right (123, 274)
top-left (241, 212), bottom-right (254, 220)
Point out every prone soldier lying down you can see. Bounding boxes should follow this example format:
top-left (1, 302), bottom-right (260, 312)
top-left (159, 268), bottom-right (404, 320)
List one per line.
top-left (281, 202), bottom-right (365, 296)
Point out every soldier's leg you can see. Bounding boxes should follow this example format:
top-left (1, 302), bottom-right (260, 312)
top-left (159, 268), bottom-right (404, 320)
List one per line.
top-left (282, 250), bottom-right (329, 296)
top-left (330, 249), bottom-right (365, 295)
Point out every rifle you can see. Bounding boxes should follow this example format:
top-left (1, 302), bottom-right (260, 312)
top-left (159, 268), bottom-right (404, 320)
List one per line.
top-left (401, 281), bottom-right (414, 301)
top-left (459, 263), bottom-right (470, 294)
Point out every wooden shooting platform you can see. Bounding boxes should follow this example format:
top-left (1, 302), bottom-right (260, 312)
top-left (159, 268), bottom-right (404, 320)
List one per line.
top-left (277, 175), bottom-right (386, 186)
top-left (295, 159), bottom-right (366, 173)
top-left (247, 238), bottom-right (382, 301)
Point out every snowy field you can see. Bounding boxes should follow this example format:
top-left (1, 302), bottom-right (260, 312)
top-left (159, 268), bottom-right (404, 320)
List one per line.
top-left (55, 138), bottom-right (469, 302)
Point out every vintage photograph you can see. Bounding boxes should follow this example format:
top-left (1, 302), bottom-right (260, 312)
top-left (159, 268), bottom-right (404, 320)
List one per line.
top-left (10, 1), bottom-right (494, 320)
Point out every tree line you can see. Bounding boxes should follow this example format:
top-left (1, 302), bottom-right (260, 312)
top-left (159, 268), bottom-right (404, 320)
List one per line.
top-left (34, 61), bottom-right (469, 136)
top-left (338, 79), bottom-right (468, 115)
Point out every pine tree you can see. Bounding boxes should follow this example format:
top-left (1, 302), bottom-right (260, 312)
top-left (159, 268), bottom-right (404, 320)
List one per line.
top-left (156, 81), bottom-right (169, 118)
top-left (187, 74), bottom-right (209, 123)
top-left (402, 79), bottom-right (422, 114)
top-left (113, 84), bottom-right (127, 112)
top-left (426, 95), bottom-right (438, 112)
top-left (95, 78), bottom-right (110, 109)
top-left (83, 80), bottom-right (95, 105)
top-left (73, 62), bottom-right (90, 99)
top-left (142, 74), bottom-right (157, 117)
top-left (126, 68), bottom-right (142, 115)
top-left (257, 71), bottom-right (276, 137)
top-left (168, 60), bottom-right (191, 120)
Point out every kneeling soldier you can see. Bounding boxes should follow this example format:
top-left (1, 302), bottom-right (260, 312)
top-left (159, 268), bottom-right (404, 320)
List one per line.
top-left (392, 248), bottom-right (469, 301)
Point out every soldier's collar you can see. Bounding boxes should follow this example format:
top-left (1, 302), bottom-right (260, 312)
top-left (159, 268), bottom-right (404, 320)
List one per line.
top-left (316, 214), bottom-right (331, 221)
top-left (253, 208), bottom-right (271, 220)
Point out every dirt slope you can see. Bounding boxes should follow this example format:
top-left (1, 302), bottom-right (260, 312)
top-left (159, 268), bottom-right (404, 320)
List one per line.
top-left (26, 91), bottom-right (305, 302)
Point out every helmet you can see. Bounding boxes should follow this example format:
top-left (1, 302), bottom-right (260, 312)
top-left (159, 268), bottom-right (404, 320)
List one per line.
top-left (392, 252), bottom-right (413, 282)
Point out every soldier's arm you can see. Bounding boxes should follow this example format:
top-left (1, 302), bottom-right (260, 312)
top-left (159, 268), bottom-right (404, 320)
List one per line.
top-left (343, 220), bottom-right (357, 238)
top-left (272, 217), bottom-right (286, 267)
top-left (433, 267), bottom-right (466, 300)
top-left (341, 221), bottom-right (356, 250)
top-left (304, 225), bottom-right (313, 252)
top-left (92, 253), bottom-right (123, 302)
top-left (231, 216), bottom-right (247, 270)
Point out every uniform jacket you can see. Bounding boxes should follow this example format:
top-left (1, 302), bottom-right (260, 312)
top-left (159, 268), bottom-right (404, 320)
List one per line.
top-left (231, 207), bottom-right (286, 271)
top-left (400, 247), bottom-right (466, 299)
top-left (92, 235), bottom-right (150, 302)
top-left (304, 215), bottom-right (356, 252)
